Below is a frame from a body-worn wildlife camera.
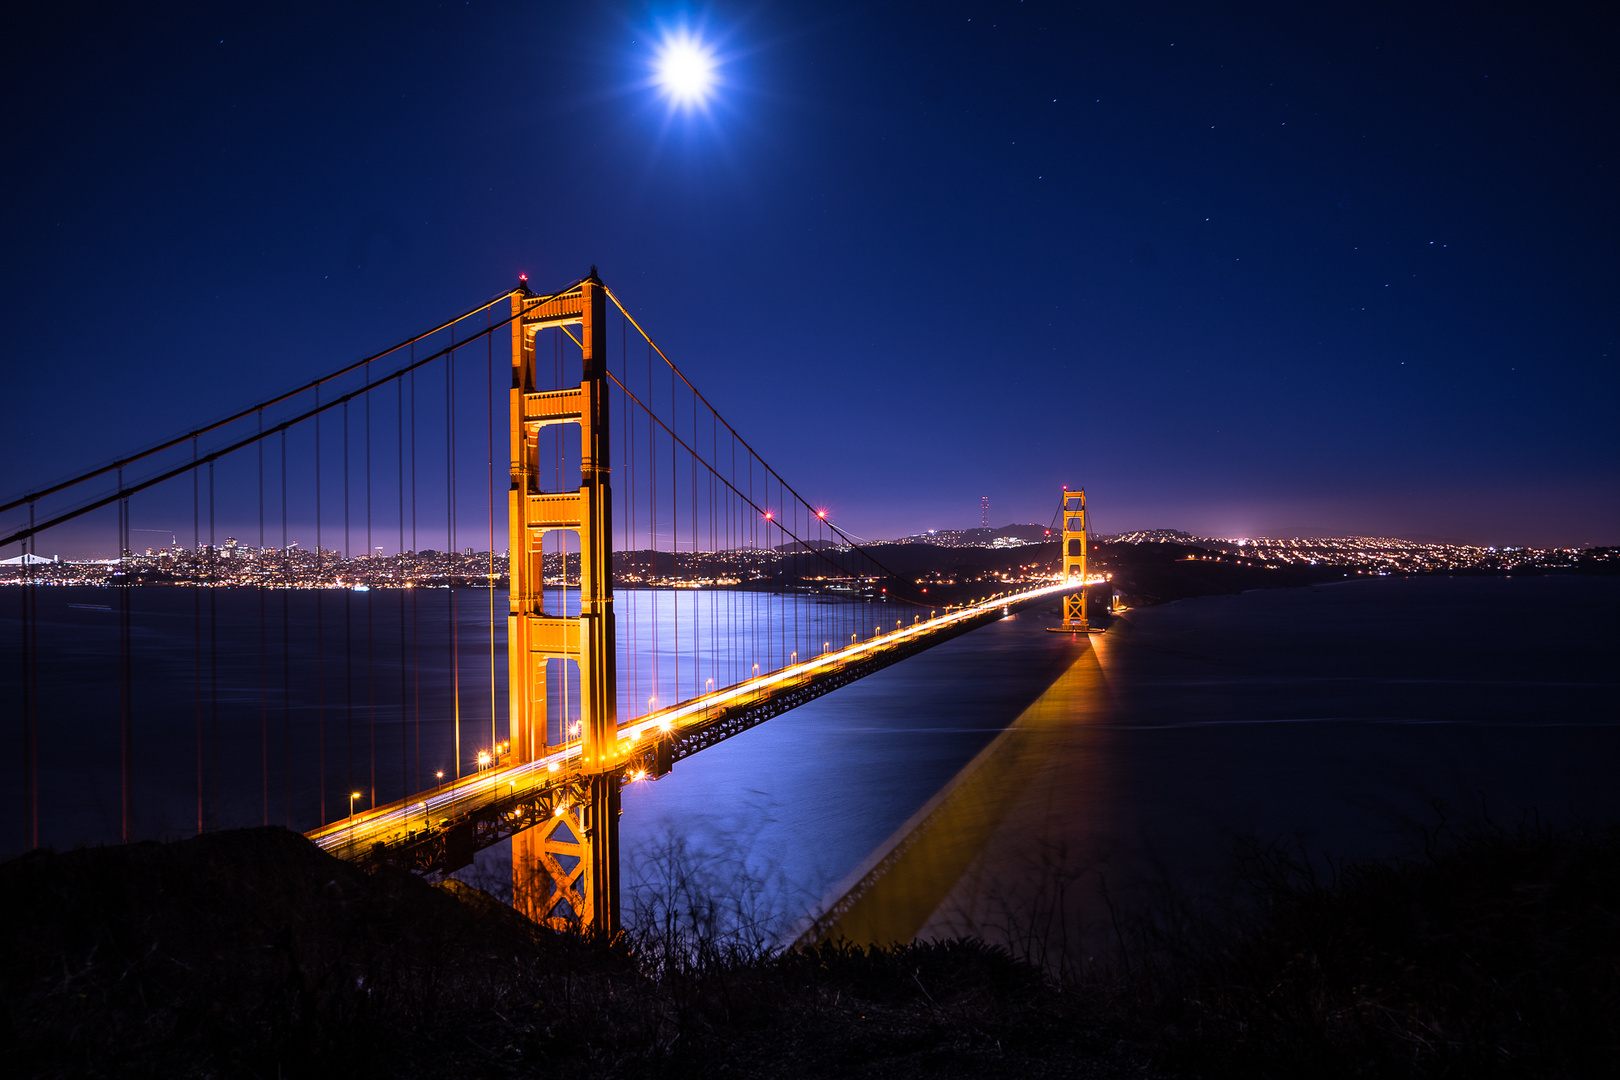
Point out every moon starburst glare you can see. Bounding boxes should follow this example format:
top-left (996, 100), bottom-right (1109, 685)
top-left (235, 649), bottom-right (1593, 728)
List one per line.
top-left (654, 32), bottom-right (716, 107)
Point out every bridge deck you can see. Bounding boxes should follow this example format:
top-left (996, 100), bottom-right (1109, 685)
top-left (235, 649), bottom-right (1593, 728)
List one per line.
top-left (308, 583), bottom-right (1071, 874)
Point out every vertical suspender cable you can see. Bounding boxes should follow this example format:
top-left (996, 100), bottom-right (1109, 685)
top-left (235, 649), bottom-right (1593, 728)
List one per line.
top-left (626, 329), bottom-right (636, 723)
top-left (794, 500), bottom-right (801, 661)
top-left (769, 475), bottom-right (775, 667)
top-left (780, 482), bottom-right (787, 667)
top-left (773, 475), bottom-right (780, 669)
top-left (118, 469), bottom-right (132, 842)
top-left (21, 505), bottom-right (39, 849)
top-left (209, 460), bottom-right (219, 832)
top-left (343, 401), bottom-right (353, 807)
top-left (20, 501), bottom-right (36, 848)
top-left (617, 317), bottom-right (626, 723)
top-left (693, 391), bottom-right (699, 697)
top-left (780, 482), bottom-right (786, 665)
top-left (671, 361), bottom-right (678, 702)
top-left (486, 311), bottom-right (497, 756)
top-left (692, 391), bottom-right (698, 689)
top-left (732, 432), bottom-right (737, 686)
top-left (448, 339), bottom-right (461, 776)
top-left (747, 454), bottom-right (754, 679)
top-left (670, 360), bottom-right (677, 701)
top-left (791, 483), bottom-right (798, 664)
top-left (616, 318), bottom-right (625, 721)
top-left (754, 459), bottom-right (760, 676)
top-left (411, 365), bottom-right (420, 792)
top-left (281, 429), bottom-right (291, 828)
top-left (259, 409), bottom-right (267, 825)
top-left (626, 316), bottom-right (635, 723)
top-left (315, 387), bottom-right (326, 824)
top-left (648, 340), bottom-right (656, 708)
top-left (730, 432), bottom-right (736, 685)
top-left (193, 440), bottom-right (202, 834)
top-left (399, 366), bottom-right (408, 797)
top-left (693, 395), bottom-right (700, 691)
top-left (555, 329), bottom-right (565, 743)
top-left (770, 474), bottom-right (777, 668)
top-left (711, 409), bottom-right (717, 696)
top-left (366, 365), bottom-right (376, 809)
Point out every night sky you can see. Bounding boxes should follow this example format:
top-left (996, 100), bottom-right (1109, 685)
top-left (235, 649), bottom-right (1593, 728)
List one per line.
top-left (3, 2), bottom-right (1615, 548)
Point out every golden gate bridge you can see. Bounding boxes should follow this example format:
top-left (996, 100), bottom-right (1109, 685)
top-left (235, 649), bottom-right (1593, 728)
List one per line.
top-left (1, 272), bottom-right (1092, 934)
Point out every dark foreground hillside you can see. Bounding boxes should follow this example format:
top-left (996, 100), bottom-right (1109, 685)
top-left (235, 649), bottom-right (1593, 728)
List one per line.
top-left (2, 824), bottom-right (1615, 1078)
top-left (0, 828), bottom-right (1127, 1079)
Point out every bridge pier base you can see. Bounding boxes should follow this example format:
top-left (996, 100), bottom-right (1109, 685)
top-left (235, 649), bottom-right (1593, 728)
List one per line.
top-left (587, 775), bottom-right (620, 934)
top-left (509, 771), bottom-right (619, 934)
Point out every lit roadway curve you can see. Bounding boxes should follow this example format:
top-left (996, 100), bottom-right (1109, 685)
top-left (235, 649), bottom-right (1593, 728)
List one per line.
top-left (307, 582), bottom-right (1076, 873)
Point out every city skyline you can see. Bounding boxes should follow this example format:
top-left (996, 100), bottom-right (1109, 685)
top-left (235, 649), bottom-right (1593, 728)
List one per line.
top-left (6, 527), bottom-right (1605, 581)
top-left (7, 493), bottom-right (1615, 563)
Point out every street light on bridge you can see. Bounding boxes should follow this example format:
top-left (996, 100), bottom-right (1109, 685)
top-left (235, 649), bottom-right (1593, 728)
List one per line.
top-left (348, 791), bottom-right (363, 846)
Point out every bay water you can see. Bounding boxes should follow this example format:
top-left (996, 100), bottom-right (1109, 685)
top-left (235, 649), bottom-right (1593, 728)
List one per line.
top-left (4, 576), bottom-right (1615, 952)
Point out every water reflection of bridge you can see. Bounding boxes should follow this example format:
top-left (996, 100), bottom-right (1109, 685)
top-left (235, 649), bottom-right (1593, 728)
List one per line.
top-left (798, 632), bottom-right (1109, 949)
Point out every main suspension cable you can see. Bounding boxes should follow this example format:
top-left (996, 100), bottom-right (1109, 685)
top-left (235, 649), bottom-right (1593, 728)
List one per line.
top-left (604, 286), bottom-right (924, 602)
top-left (1, 281), bottom-right (587, 550)
top-left (604, 369), bottom-right (926, 607)
top-left (0, 287), bottom-right (523, 516)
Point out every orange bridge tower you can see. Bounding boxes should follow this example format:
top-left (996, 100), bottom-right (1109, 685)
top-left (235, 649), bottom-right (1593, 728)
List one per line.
top-left (1053, 487), bottom-right (1096, 634)
top-left (506, 272), bottom-right (620, 933)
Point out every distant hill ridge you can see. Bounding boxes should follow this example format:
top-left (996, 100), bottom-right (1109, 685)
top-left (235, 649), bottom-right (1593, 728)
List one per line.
top-left (893, 523), bottom-right (1051, 548)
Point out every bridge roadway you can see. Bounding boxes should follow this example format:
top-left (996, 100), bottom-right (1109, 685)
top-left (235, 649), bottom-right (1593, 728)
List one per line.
top-left (307, 582), bottom-right (1074, 875)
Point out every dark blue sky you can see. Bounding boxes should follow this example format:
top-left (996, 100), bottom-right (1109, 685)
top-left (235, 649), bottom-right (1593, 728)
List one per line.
top-left (3, 1), bottom-right (1615, 547)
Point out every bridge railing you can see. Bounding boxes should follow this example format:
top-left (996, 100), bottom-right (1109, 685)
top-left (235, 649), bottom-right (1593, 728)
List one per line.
top-left (307, 581), bottom-right (1071, 874)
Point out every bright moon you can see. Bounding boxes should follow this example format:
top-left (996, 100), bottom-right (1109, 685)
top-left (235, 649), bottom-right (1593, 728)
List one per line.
top-left (654, 34), bottom-right (715, 106)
